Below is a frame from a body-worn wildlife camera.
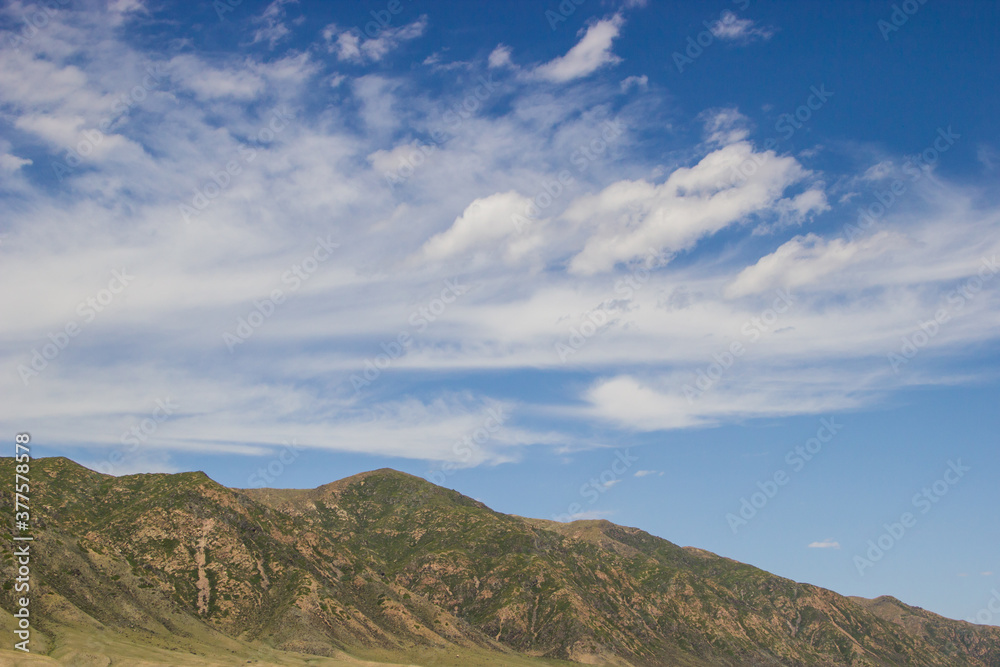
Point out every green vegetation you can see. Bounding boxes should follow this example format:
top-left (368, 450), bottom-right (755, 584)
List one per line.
top-left (0, 457), bottom-right (997, 667)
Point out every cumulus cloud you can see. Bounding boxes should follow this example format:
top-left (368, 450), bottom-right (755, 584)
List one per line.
top-left (419, 191), bottom-right (542, 263)
top-left (533, 14), bottom-right (625, 83)
top-left (725, 232), bottom-right (890, 299)
top-left (421, 193), bottom-right (522, 259)
top-left (563, 141), bottom-right (821, 275)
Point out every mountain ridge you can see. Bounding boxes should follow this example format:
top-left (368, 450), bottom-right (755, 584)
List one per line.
top-left (2, 456), bottom-right (997, 666)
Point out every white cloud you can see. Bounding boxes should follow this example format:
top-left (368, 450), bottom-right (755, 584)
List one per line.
top-left (13, 113), bottom-right (82, 145)
top-left (419, 191), bottom-right (541, 263)
top-left (324, 16), bottom-right (428, 63)
top-left (619, 74), bottom-right (648, 92)
top-left (107, 0), bottom-right (146, 25)
top-left (0, 153), bottom-right (31, 172)
top-left (108, 0), bottom-right (145, 12)
top-left (977, 145), bottom-right (997, 170)
top-left (488, 44), bottom-right (513, 69)
top-left (709, 11), bottom-right (774, 42)
top-left (633, 469), bottom-right (662, 477)
top-left (725, 201), bottom-right (1000, 302)
top-left (422, 52), bottom-right (472, 71)
top-left (533, 14), bottom-right (625, 83)
top-left (582, 373), bottom-right (872, 432)
top-left (701, 107), bottom-right (751, 145)
top-left (808, 539), bottom-right (841, 549)
top-left (771, 186), bottom-right (829, 228)
top-left (864, 160), bottom-right (895, 181)
top-left (0, 51), bottom-right (95, 109)
top-left (1, 1), bottom-right (999, 475)
top-left (252, 0), bottom-right (298, 49)
top-left (351, 75), bottom-right (403, 133)
top-left (325, 26), bottom-right (361, 60)
top-left (564, 141), bottom-right (817, 275)
top-left (724, 232), bottom-right (888, 299)
top-left (168, 55), bottom-right (266, 101)
top-left (584, 377), bottom-right (706, 430)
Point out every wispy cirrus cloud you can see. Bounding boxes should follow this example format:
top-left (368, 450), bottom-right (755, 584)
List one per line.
top-left (323, 16), bottom-right (428, 63)
top-left (710, 11), bottom-right (775, 43)
top-left (252, 0), bottom-right (298, 49)
top-left (1, 1), bottom-right (999, 475)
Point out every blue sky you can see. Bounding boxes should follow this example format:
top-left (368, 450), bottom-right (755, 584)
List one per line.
top-left (1, 0), bottom-right (999, 626)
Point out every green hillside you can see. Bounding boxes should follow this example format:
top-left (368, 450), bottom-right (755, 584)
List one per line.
top-left (1, 457), bottom-right (996, 666)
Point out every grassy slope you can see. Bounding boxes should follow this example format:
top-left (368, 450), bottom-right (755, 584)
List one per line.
top-left (0, 457), bottom-right (997, 666)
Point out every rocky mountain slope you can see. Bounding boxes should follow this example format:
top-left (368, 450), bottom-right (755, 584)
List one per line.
top-left (1, 457), bottom-right (997, 666)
